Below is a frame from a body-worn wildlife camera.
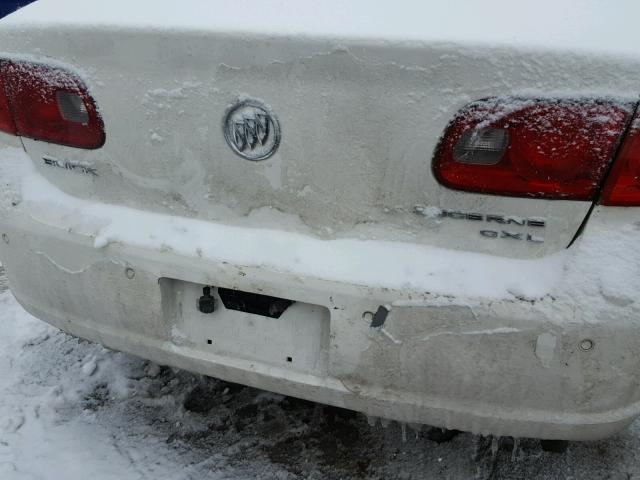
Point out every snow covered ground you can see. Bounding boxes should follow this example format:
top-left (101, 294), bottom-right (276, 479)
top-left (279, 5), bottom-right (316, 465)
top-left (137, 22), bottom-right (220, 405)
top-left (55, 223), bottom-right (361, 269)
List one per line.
top-left (0, 266), bottom-right (639, 480)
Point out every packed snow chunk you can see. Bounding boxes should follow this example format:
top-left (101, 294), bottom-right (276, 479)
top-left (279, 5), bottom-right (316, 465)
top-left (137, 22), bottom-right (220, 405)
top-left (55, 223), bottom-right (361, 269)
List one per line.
top-left (150, 132), bottom-right (164, 144)
top-left (145, 362), bottom-right (161, 378)
top-left (81, 357), bottom-right (98, 376)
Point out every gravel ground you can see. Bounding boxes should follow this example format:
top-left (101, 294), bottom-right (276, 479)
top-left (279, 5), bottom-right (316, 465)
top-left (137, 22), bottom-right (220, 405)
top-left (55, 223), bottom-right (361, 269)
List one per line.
top-left (0, 266), bottom-right (638, 480)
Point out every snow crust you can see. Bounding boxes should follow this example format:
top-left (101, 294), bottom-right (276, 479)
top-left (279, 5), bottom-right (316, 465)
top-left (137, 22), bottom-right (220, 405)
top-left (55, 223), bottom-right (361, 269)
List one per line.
top-left (4, 0), bottom-right (640, 59)
top-left (0, 147), bottom-right (565, 300)
top-left (0, 291), bottom-right (185, 480)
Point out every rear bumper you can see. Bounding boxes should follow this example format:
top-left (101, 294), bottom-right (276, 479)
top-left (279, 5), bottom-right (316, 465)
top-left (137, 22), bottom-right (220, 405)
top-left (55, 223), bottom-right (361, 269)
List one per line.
top-left (1, 190), bottom-right (640, 441)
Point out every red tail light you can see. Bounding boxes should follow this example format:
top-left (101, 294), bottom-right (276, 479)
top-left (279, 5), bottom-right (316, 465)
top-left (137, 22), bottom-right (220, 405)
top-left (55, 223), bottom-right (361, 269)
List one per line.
top-left (0, 59), bottom-right (105, 149)
top-left (600, 114), bottom-right (640, 206)
top-left (432, 98), bottom-right (633, 201)
top-left (0, 72), bottom-right (16, 135)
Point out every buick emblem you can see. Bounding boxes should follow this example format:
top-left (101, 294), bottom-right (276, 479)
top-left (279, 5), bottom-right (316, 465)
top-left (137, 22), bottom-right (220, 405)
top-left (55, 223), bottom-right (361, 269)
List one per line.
top-left (223, 99), bottom-right (280, 160)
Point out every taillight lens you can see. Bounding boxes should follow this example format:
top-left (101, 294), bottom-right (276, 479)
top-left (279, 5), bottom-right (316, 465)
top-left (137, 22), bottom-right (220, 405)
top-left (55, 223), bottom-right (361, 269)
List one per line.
top-left (600, 114), bottom-right (640, 206)
top-left (0, 59), bottom-right (104, 149)
top-left (433, 98), bottom-right (633, 200)
top-left (0, 72), bottom-right (16, 135)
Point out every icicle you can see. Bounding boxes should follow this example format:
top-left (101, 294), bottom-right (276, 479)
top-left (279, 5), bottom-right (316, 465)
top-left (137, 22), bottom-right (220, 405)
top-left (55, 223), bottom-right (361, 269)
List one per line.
top-left (407, 422), bottom-right (421, 441)
top-left (490, 436), bottom-right (500, 461)
top-left (365, 415), bottom-right (378, 427)
top-left (511, 437), bottom-right (520, 461)
top-left (401, 422), bottom-right (407, 443)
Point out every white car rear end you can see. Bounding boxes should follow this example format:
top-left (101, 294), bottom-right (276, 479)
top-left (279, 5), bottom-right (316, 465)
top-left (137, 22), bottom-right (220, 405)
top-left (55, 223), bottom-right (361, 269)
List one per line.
top-left (1, 0), bottom-right (640, 441)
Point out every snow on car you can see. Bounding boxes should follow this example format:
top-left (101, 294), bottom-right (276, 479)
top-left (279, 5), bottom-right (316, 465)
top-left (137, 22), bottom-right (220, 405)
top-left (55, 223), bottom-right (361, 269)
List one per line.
top-left (1, 0), bottom-right (640, 447)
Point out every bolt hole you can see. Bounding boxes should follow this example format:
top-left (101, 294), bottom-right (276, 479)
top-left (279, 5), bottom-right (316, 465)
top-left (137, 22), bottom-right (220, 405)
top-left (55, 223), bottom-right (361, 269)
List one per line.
top-left (207, 339), bottom-right (213, 345)
top-left (362, 311), bottom-right (374, 322)
top-left (286, 356), bottom-right (292, 363)
top-left (579, 339), bottom-right (593, 351)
